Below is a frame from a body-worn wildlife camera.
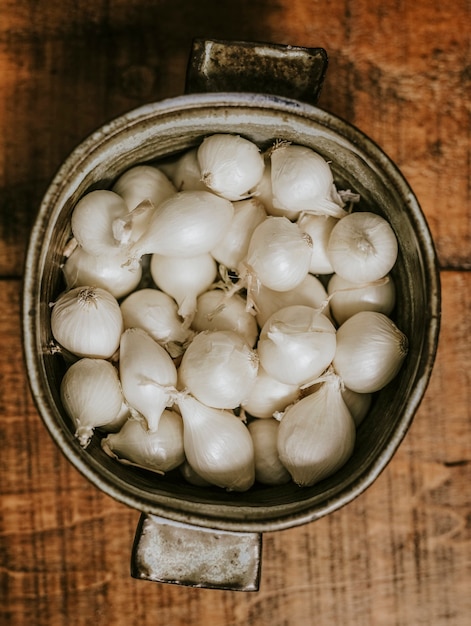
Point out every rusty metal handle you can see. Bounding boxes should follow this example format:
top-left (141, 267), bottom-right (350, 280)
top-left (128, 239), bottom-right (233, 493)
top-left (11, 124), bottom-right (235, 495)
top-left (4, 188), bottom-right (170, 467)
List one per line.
top-left (131, 514), bottom-right (262, 591)
top-left (185, 38), bottom-right (328, 106)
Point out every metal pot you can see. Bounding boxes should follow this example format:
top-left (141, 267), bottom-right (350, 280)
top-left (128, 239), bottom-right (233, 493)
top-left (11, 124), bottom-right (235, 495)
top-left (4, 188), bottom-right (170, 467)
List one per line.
top-left (22, 39), bottom-right (441, 591)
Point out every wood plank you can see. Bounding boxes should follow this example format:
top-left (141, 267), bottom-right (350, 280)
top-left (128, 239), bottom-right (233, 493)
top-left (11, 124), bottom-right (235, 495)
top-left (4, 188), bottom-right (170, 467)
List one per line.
top-left (1, 0), bottom-right (470, 623)
top-left (0, 0), bottom-right (469, 276)
top-left (0, 271), bottom-right (469, 625)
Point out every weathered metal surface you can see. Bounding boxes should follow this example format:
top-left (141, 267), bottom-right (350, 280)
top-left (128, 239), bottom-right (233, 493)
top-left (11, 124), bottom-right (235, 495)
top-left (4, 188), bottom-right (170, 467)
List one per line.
top-left (131, 514), bottom-right (262, 591)
top-left (186, 38), bottom-right (328, 105)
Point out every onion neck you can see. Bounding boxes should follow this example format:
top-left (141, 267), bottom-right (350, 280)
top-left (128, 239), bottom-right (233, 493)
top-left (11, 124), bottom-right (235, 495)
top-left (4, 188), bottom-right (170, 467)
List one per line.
top-left (78, 287), bottom-right (99, 308)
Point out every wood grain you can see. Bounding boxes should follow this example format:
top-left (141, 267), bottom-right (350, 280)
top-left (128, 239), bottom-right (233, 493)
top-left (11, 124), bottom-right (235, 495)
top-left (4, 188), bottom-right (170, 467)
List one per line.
top-left (0, 0), bottom-right (469, 274)
top-left (1, 0), bottom-right (470, 624)
top-left (1, 272), bottom-right (469, 625)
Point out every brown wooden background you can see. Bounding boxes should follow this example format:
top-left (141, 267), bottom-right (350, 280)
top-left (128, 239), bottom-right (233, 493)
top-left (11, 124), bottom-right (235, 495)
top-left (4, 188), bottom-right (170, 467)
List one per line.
top-left (1, 1), bottom-right (470, 624)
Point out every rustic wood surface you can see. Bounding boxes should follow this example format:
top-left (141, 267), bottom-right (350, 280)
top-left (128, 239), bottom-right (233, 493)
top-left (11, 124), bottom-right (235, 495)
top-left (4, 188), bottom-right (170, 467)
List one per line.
top-left (1, 1), bottom-right (470, 624)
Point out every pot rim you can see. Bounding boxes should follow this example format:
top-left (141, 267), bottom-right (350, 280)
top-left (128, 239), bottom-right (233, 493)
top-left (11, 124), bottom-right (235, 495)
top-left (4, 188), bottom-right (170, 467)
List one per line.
top-left (22, 91), bottom-right (441, 533)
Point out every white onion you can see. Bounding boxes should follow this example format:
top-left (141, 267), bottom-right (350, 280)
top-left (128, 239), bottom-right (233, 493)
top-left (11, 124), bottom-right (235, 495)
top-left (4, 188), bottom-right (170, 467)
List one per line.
top-left (253, 160), bottom-right (298, 220)
top-left (252, 272), bottom-right (329, 328)
top-left (297, 213), bottom-right (338, 274)
top-left (99, 401), bottom-right (130, 434)
top-left (176, 393), bottom-right (255, 491)
top-left (150, 252), bottom-right (217, 324)
top-left (341, 387), bottom-right (372, 427)
top-left (111, 199), bottom-right (157, 246)
top-left (60, 358), bottom-right (125, 447)
top-left (197, 133), bottom-right (265, 201)
top-left (270, 143), bottom-right (347, 218)
top-left (128, 190), bottom-right (234, 261)
top-left (178, 330), bottom-right (259, 409)
top-left (71, 190), bottom-right (128, 256)
top-left (101, 411), bottom-right (184, 474)
top-left (242, 365), bottom-right (300, 418)
top-left (112, 165), bottom-right (176, 211)
top-left (258, 305), bottom-right (337, 386)
top-left (327, 273), bottom-right (396, 325)
top-left (119, 288), bottom-right (193, 353)
top-left (248, 418), bottom-right (291, 485)
top-left (51, 286), bottom-right (123, 358)
top-left (119, 328), bottom-right (178, 431)
top-left (211, 197), bottom-right (267, 269)
top-left (327, 211), bottom-right (398, 283)
top-left (333, 311), bottom-right (408, 393)
top-left (55, 133), bottom-right (410, 493)
top-left (161, 147), bottom-right (208, 191)
top-left (179, 460), bottom-right (211, 486)
top-left (277, 376), bottom-right (356, 487)
top-left (244, 216), bottom-right (313, 292)
top-left (192, 289), bottom-right (259, 347)
top-left (62, 245), bottom-right (142, 299)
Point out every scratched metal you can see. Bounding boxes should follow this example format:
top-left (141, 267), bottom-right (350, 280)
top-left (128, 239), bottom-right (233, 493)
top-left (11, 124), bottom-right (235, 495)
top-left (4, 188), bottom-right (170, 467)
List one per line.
top-left (132, 514), bottom-right (262, 591)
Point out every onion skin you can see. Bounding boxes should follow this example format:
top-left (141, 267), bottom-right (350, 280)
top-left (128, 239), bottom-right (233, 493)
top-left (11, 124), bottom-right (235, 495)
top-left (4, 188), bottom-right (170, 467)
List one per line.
top-left (60, 357), bottom-right (125, 447)
top-left (129, 190), bottom-right (234, 259)
top-left (119, 328), bottom-right (178, 432)
top-left (101, 411), bottom-right (185, 474)
top-left (162, 147), bottom-right (208, 192)
top-left (242, 365), bottom-right (300, 419)
top-left (248, 419), bottom-right (291, 485)
top-left (177, 394), bottom-right (255, 492)
top-left (252, 273), bottom-right (329, 329)
top-left (63, 246), bottom-right (142, 299)
top-left (112, 164), bottom-right (176, 211)
top-left (245, 216), bottom-right (313, 292)
top-left (178, 330), bottom-right (259, 409)
top-left (327, 211), bottom-right (398, 284)
top-left (253, 161), bottom-right (299, 220)
top-left (197, 133), bottom-right (265, 201)
top-left (333, 311), bottom-right (408, 393)
top-left (341, 387), bottom-right (372, 427)
top-left (192, 289), bottom-right (259, 347)
top-left (270, 143), bottom-right (346, 218)
top-left (328, 273), bottom-right (396, 326)
top-left (179, 460), bottom-right (212, 486)
top-left (277, 379), bottom-right (356, 487)
top-left (120, 288), bottom-right (192, 348)
top-left (51, 286), bottom-right (123, 359)
top-left (150, 252), bottom-right (217, 324)
top-left (211, 197), bottom-right (267, 269)
top-left (258, 305), bottom-right (336, 386)
top-left (71, 190), bottom-right (129, 257)
top-left (297, 213), bottom-right (337, 274)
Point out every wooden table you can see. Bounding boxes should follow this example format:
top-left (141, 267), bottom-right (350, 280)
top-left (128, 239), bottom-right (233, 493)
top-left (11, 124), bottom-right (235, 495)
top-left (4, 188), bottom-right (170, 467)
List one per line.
top-left (1, 1), bottom-right (469, 624)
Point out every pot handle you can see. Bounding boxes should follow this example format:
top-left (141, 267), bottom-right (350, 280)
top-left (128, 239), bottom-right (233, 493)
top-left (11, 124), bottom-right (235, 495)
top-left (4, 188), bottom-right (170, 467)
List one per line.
top-left (131, 40), bottom-right (327, 592)
top-left (131, 513), bottom-right (262, 591)
top-left (185, 38), bottom-right (328, 106)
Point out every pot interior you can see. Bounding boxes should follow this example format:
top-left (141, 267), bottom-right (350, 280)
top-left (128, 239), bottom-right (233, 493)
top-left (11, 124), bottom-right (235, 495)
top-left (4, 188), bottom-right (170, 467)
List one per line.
top-left (23, 93), bottom-right (440, 532)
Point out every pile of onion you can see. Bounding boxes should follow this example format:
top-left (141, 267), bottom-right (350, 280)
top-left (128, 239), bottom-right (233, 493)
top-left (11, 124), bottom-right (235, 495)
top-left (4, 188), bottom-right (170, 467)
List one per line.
top-left (51, 134), bottom-right (408, 491)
